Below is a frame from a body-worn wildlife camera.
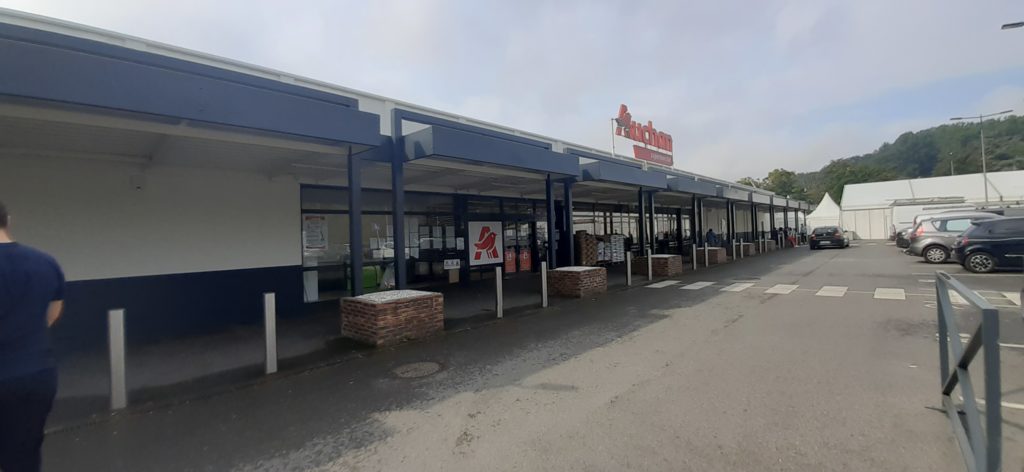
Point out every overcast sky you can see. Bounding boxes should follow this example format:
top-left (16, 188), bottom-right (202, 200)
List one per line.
top-left (3, 0), bottom-right (1023, 180)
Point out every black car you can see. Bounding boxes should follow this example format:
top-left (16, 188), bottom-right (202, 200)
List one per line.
top-left (809, 226), bottom-right (849, 249)
top-left (952, 217), bottom-right (1024, 273)
top-left (894, 226), bottom-right (913, 248)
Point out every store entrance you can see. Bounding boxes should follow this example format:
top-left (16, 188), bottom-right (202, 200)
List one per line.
top-left (503, 220), bottom-right (536, 274)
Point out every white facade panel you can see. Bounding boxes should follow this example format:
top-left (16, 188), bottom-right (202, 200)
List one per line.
top-left (0, 154), bottom-right (300, 281)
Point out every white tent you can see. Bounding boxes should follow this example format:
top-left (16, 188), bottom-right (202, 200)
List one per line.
top-left (806, 193), bottom-right (842, 229)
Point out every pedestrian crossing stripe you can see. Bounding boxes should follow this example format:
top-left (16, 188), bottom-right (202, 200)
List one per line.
top-left (721, 282), bottom-right (754, 292)
top-left (948, 290), bottom-right (968, 305)
top-left (816, 286), bottom-right (848, 297)
top-left (681, 281), bottom-right (715, 290)
top-left (874, 288), bottom-right (906, 300)
top-left (1003, 292), bottom-right (1021, 306)
top-left (646, 280), bottom-right (680, 288)
top-left (765, 284), bottom-right (799, 294)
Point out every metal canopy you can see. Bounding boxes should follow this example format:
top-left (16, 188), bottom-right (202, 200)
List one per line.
top-left (403, 125), bottom-right (578, 177)
top-left (667, 176), bottom-right (718, 197)
top-left (0, 23), bottom-right (381, 149)
top-left (751, 193), bottom-right (772, 205)
top-left (580, 160), bottom-right (667, 189)
top-left (717, 186), bottom-right (749, 201)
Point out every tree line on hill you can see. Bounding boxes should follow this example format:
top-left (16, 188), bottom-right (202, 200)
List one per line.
top-left (736, 115), bottom-right (1024, 203)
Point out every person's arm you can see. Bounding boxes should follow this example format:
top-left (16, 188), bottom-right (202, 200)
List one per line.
top-left (46, 300), bottom-right (64, 327)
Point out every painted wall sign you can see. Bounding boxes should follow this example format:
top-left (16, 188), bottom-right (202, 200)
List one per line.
top-left (302, 214), bottom-right (328, 250)
top-left (468, 221), bottom-right (503, 266)
top-left (613, 104), bottom-right (674, 166)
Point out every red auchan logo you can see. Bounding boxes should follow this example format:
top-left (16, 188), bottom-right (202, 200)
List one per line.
top-left (614, 104), bottom-right (673, 153)
top-left (473, 225), bottom-right (499, 261)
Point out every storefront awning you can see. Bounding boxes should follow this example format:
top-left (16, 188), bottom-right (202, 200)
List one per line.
top-left (667, 176), bottom-right (718, 197)
top-left (403, 125), bottom-right (578, 177)
top-left (580, 161), bottom-right (667, 189)
top-left (751, 193), bottom-right (772, 205)
top-left (717, 186), bottom-right (749, 201)
top-left (0, 22), bottom-right (381, 149)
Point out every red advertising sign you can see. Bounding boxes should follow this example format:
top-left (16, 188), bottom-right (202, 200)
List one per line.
top-left (504, 248), bottom-right (516, 273)
top-left (468, 221), bottom-right (503, 266)
top-left (518, 250), bottom-right (532, 272)
top-left (613, 104), bottom-right (674, 166)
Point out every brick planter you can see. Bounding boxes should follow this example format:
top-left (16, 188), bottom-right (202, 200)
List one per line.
top-left (632, 254), bottom-right (684, 276)
top-left (548, 266), bottom-right (607, 298)
top-left (341, 290), bottom-right (444, 347)
top-left (695, 247), bottom-right (726, 265)
top-left (740, 243), bottom-right (754, 256)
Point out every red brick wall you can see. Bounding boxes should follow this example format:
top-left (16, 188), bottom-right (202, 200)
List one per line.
top-left (632, 255), bottom-right (684, 276)
top-left (548, 267), bottom-right (607, 298)
top-left (341, 292), bottom-right (444, 347)
top-left (695, 247), bottom-right (726, 265)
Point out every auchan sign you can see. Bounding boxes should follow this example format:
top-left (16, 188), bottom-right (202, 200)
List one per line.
top-left (613, 104), bottom-right (673, 166)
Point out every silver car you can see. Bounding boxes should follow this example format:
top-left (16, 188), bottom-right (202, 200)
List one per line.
top-left (906, 213), bottom-right (1003, 263)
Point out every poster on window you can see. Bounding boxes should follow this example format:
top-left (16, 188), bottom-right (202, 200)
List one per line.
top-left (303, 215), bottom-right (328, 250)
top-left (468, 221), bottom-right (503, 266)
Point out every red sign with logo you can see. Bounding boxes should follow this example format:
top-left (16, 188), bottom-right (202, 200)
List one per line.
top-left (468, 221), bottom-right (503, 266)
top-left (518, 250), bottom-right (532, 272)
top-left (613, 104), bottom-right (674, 166)
top-left (504, 248), bottom-right (516, 273)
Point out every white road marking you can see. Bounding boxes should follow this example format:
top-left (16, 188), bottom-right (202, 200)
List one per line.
top-left (918, 279), bottom-right (935, 283)
top-left (816, 286), bottom-right (848, 297)
top-left (765, 284), bottom-right (799, 294)
top-left (646, 280), bottom-right (680, 288)
top-left (680, 281), bottom-right (715, 290)
top-left (948, 290), bottom-right (968, 305)
top-left (959, 396), bottom-right (1024, 413)
top-left (1003, 291), bottom-right (1021, 306)
top-left (885, 243), bottom-right (896, 246)
top-left (956, 333), bottom-right (1024, 350)
top-left (874, 288), bottom-right (906, 300)
top-left (720, 282), bottom-right (755, 292)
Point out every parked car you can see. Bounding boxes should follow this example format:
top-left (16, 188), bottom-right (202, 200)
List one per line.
top-left (906, 213), bottom-right (1003, 263)
top-left (809, 226), bottom-right (849, 249)
top-left (952, 217), bottom-right (1024, 273)
top-left (894, 226), bottom-right (913, 248)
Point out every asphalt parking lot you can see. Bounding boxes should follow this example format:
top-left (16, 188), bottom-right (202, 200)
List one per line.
top-left (42, 241), bottom-right (1023, 471)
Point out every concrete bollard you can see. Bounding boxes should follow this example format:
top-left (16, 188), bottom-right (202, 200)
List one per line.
top-left (495, 266), bottom-right (503, 318)
top-left (626, 252), bottom-right (633, 286)
top-left (108, 308), bottom-right (127, 410)
top-left (703, 244), bottom-right (709, 268)
top-left (646, 248), bottom-right (653, 281)
top-left (740, 238), bottom-right (744, 259)
top-left (263, 292), bottom-right (278, 375)
top-left (691, 244), bottom-right (697, 271)
top-left (540, 261), bottom-right (548, 308)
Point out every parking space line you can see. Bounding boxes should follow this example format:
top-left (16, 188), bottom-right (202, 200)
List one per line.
top-left (874, 288), bottom-right (906, 300)
top-left (646, 280), bottom-right (680, 289)
top-left (680, 281), bottom-right (715, 290)
top-left (1003, 291), bottom-right (1021, 306)
top-left (918, 279), bottom-right (934, 283)
top-left (816, 286), bottom-right (847, 297)
top-left (765, 284), bottom-right (799, 294)
top-left (721, 283), bottom-right (755, 292)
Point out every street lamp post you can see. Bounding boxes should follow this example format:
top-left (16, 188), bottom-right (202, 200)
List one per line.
top-left (949, 109), bottom-right (1013, 205)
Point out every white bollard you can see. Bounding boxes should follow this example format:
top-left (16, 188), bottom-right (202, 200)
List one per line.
top-left (646, 248), bottom-right (653, 281)
top-left (108, 308), bottom-right (127, 410)
top-left (626, 252), bottom-right (633, 286)
top-left (703, 244), bottom-right (709, 268)
top-left (691, 243), bottom-right (697, 271)
top-left (495, 266), bottom-right (503, 318)
top-left (263, 292), bottom-right (278, 375)
top-left (540, 261), bottom-right (548, 308)
top-left (740, 238), bottom-right (744, 259)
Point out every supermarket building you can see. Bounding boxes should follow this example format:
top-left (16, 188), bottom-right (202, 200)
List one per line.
top-left (0, 10), bottom-right (810, 350)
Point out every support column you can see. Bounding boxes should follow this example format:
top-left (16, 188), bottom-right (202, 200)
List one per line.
top-left (637, 188), bottom-right (646, 252)
top-left (391, 140), bottom-right (407, 289)
top-left (725, 201), bottom-right (734, 243)
top-left (563, 179), bottom-right (575, 265)
top-left (647, 191), bottom-right (656, 254)
top-left (348, 153), bottom-right (364, 296)
top-left (675, 207), bottom-right (684, 255)
top-left (751, 203), bottom-right (758, 243)
top-left (545, 175), bottom-right (557, 269)
top-left (690, 195), bottom-right (699, 246)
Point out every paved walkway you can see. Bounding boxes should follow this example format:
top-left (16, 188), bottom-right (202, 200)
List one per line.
top-left (41, 244), bottom-right (1007, 471)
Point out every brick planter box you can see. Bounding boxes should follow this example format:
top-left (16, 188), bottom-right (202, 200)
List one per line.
top-left (695, 247), bottom-right (726, 265)
top-left (341, 290), bottom-right (444, 347)
top-left (740, 243), bottom-right (754, 256)
top-left (632, 254), bottom-right (684, 276)
top-left (548, 266), bottom-right (607, 298)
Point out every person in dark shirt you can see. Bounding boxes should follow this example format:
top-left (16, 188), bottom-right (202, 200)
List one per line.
top-left (0, 200), bottom-right (64, 472)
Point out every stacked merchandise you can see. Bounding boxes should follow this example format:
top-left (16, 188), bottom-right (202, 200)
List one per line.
top-left (596, 240), bottom-right (608, 262)
top-left (609, 234), bottom-right (625, 263)
top-left (575, 230), bottom-right (598, 266)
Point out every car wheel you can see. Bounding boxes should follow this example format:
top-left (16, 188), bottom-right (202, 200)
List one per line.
top-left (965, 252), bottom-right (995, 273)
top-left (923, 246), bottom-right (949, 264)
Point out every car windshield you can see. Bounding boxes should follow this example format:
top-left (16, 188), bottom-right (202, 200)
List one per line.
top-left (812, 227), bottom-right (840, 236)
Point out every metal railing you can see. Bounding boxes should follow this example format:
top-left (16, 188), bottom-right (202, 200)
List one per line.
top-left (935, 271), bottom-right (1001, 472)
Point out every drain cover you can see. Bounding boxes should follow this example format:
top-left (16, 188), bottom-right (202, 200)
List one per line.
top-left (393, 361), bottom-right (441, 378)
